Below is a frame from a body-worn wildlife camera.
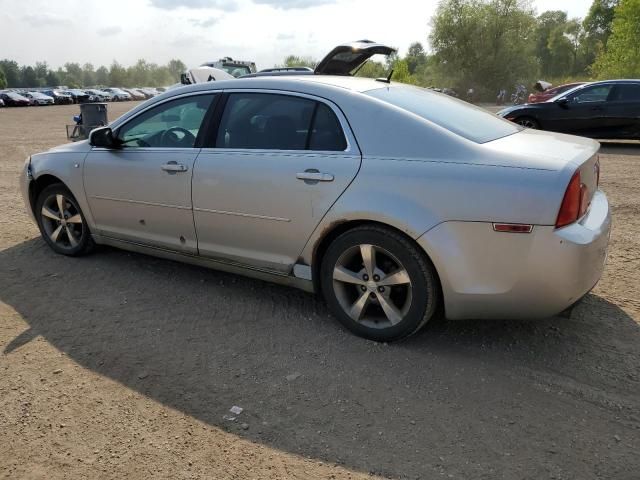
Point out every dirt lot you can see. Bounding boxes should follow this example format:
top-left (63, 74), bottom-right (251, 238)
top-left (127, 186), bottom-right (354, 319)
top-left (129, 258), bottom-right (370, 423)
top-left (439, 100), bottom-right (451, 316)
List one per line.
top-left (1, 102), bottom-right (639, 479)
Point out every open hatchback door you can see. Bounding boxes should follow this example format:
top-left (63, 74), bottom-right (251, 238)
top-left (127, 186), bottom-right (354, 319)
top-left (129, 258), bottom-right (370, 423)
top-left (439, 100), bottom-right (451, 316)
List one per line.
top-left (314, 40), bottom-right (396, 75)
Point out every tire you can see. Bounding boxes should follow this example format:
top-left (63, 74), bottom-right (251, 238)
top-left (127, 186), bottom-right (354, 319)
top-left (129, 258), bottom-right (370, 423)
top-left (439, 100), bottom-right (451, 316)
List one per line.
top-left (515, 116), bottom-right (540, 129)
top-left (35, 183), bottom-right (95, 256)
top-left (320, 225), bottom-right (439, 342)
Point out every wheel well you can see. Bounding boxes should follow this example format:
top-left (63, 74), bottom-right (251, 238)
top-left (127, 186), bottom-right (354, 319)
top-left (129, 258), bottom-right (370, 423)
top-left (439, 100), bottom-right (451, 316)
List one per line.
top-left (311, 220), bottom-right (443, 301)
top-left (29, 174), bottom-right (65, 214)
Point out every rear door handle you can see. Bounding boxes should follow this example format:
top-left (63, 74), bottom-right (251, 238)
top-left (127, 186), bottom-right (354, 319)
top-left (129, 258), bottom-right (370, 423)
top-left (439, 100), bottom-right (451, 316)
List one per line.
top-left (296, 169), bottom-right (334, 183)
top-left (161, 161), bottom-right (188, 173)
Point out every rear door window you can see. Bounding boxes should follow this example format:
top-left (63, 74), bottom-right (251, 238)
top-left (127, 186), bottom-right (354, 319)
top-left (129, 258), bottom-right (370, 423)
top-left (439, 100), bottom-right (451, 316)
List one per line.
top-left (611, 84), bottom-right (640, 102)
top-left (215, 93), bottom-right (347, 151)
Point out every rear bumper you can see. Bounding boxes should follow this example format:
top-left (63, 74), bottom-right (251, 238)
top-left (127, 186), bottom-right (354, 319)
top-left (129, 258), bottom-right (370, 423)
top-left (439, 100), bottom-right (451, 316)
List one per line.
top-left (417, 191), bottom-right (611, 320)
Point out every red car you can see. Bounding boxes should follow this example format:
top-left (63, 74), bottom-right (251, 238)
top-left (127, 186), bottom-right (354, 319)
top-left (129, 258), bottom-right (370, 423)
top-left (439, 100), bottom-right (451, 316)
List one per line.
top-left (527, 82), bottom-right (587, 104)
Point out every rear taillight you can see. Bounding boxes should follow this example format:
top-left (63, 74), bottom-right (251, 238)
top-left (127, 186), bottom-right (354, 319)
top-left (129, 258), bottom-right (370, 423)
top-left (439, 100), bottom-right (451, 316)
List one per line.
top-left (556, 170), bottom-right (584, 228)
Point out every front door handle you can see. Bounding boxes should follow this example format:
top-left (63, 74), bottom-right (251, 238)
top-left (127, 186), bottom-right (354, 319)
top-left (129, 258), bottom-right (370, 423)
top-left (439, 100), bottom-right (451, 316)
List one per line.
top-left (296, 169), bottom-right (334, 183)
top-left (161, 161), bottom-right (188, 173)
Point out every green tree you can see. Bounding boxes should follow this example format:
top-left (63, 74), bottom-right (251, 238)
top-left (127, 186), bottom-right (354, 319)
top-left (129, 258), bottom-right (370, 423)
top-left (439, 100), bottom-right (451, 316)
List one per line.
top-left (109, 61), bottom-right (127, 86)
top-left (405, 42), bottom-right (428, 75)
top-left (0, 68), bottom-right (7, 89)
top-left (584, 0), bottom-right (620, 46)
top-left (61, 62), bottom-right (83, 87)
top-left (430, 0), bottom-right (537, 98)
top-left (20, 66), bottom-right (37, 87)
top-left (354, 61), bottom-right (387, 79)
top-left (167, 59), bottom-right (187, 81)
top-left (95, 66), bottom-right (109, 85)
top-left (83, 63), bottom-right (96, 86)
top-left (0, 60), bottom-right (20, 87)
top-left (593, 0), bottom-right (640, 77)
top-left (34, 61), bottom-right (49, 86)
top-left (534, 10), bottom-right (568, 77)
top-left (279, 55), bottom-right (316, 68)
top-left (45, 70), bottom-right (60, 87)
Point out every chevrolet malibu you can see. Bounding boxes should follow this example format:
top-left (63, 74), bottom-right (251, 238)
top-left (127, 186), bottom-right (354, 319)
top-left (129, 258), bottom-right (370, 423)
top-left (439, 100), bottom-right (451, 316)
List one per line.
top-left (20, 48), bottom-right (611, 342)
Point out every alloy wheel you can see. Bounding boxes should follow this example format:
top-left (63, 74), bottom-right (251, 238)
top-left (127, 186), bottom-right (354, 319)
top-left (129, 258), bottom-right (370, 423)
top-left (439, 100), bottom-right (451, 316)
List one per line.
top-left (517, 118), bottom-right (538, 129)
top-left (332, 244), bottom-right (412, 329)
top-left (40, 193), bottom-right (85, 251)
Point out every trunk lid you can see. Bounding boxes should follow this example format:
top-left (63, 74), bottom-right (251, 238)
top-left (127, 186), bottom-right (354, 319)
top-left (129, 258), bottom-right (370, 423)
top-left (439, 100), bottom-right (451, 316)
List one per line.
top-left (314, 40), bottom-right (396, 75)
top-left (484, 127), bottom-right (600, 172)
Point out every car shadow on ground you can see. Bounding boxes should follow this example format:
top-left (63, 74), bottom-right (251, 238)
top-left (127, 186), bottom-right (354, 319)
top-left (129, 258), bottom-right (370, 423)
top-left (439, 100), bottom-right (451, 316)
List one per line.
top-left (1, 239), bottom-right (639, 478)
top-left (599, 141), bottom-right (640, 156)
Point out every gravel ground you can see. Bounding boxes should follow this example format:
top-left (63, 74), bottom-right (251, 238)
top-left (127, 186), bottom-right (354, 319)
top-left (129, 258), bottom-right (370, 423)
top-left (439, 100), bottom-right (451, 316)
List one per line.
top-left (0, 102), bottom-right (639, 479)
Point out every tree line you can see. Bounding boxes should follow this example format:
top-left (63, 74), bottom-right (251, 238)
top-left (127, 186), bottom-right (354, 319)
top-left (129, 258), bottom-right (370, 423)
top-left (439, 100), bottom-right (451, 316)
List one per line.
top-left (282, 0), bottom-right (637, 100)
top-left (1, 0), bottom-right (638, 98)
top-left (0, 59), bottom-right (187, 90)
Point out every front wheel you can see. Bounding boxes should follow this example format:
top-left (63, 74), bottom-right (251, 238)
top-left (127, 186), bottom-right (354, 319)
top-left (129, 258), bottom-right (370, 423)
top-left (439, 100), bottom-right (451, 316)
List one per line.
top-left (35, 183), bottom-right (95, 256)
top-left (515, 116), bottom-right (540, 129)
top-left (320, 225), bottom-right (439, 342)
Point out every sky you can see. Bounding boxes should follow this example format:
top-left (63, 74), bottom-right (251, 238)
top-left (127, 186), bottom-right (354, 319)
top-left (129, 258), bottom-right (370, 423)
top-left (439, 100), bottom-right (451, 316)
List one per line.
top-left (0, 0), bottom-right (593, 70)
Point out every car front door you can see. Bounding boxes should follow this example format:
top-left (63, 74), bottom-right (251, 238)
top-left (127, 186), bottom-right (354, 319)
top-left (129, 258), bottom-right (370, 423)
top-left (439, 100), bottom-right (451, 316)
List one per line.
top-left (192, 91), bottom-right (361, 273)
top-left (545, 84), bottom-right (613, 137)
top-left (605, 83), bottom-right (640, 139)
top-left (84, 93), bottom-right (217, 253)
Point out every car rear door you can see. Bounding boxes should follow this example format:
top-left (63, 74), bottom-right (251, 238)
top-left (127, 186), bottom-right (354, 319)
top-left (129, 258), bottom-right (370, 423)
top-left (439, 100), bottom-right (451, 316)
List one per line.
top-left (84, 92), bottom-right (217, 253)
top-left (192, 91), bottom-right (361, 273)
top-left (605, 83), bottom-right (640, 139)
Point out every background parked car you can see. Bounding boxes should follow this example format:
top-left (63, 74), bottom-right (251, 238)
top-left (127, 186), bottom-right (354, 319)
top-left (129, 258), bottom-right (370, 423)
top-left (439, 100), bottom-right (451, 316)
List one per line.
top-left (21, 91), bottom-right (55, 106)
top-left (0, 91), bottom-right (30, 106)
top-left (43, 89), bottom-right (74, 105)
top-left (63, 89), bottom-right (91, 104)
top-left (123, 88), bottom-right (146, 100)
top-left (102, 88), bottom-right (131, 101)
top-left (528, 82), bottom-right (587, 104)
top-left (138, 87), bottom-right (159, 98)
top-left (85, 89), bottom-right (110, 102)
top-left (0, 98), bottom-right (4, 107)
top-left (498, 79), bottom-right (640, 139)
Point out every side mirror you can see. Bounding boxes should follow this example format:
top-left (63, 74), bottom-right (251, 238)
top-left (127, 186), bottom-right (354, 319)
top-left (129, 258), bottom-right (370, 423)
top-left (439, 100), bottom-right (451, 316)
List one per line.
top-left (180, 73), bottom-right (191, 85)
top-left (556, 97), bottom-right (569, 108)
top-left (89, 127), bottom-right (118, 148)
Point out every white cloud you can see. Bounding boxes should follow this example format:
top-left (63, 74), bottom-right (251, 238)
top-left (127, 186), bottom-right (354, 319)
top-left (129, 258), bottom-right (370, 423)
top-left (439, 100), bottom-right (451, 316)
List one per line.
top-left (189, 17), bottom-right (220, 27)
top-left (253, 0), bottom-right (335, 9)
top-left (276, 33), bottom-right (295, 40)
top-left (149, 0), bottom-right (238, 10)
top-left (21, 13), bottom-right (72, 27)
top-left (98, 26), bottom-right (123, 36)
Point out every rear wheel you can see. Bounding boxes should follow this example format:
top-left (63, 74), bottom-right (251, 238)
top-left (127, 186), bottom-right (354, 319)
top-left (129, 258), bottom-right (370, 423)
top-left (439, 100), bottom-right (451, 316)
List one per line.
top-left (320, 225), bottom-right (439, 342)
top-left (515, 116), bottom-right (540, 129)
top-left (35, 183), bottom-right (94, 256)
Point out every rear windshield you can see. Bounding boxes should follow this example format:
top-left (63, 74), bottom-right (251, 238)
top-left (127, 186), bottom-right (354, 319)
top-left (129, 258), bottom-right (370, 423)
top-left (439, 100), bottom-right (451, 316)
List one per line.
top-left (365, 85), bottom-right (520, 143)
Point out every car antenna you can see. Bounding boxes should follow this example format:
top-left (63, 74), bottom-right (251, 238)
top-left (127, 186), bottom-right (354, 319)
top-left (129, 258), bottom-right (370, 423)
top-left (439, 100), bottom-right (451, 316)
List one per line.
top-left (375, 69), bottom-right (394, 84)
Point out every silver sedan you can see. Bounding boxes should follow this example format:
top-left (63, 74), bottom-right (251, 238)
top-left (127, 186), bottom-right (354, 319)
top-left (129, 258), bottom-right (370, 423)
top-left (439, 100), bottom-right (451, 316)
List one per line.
top-left (20, 73), bottom-right (611, 341)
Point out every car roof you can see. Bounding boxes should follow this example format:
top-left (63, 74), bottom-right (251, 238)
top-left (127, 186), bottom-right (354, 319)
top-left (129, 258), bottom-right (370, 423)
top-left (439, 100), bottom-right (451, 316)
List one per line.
top-left (168, 74), bottom-right (387, 96)
top-left (110, 75), bottom-right (396, 129)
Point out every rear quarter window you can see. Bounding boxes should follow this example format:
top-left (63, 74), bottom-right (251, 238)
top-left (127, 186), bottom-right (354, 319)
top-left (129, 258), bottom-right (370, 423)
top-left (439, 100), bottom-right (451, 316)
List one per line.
top-left (365, 85), bottom-right (520, 143)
